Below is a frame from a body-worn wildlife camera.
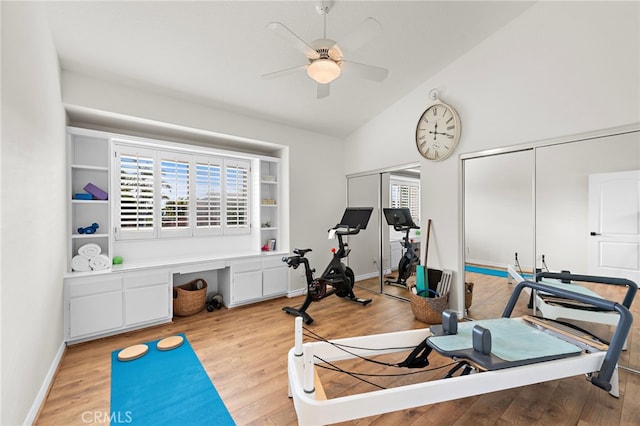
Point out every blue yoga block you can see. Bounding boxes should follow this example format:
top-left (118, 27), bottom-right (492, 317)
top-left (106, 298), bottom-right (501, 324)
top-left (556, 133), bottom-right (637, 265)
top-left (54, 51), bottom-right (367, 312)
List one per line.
top-left (74, 193), bottom-right (93, 200)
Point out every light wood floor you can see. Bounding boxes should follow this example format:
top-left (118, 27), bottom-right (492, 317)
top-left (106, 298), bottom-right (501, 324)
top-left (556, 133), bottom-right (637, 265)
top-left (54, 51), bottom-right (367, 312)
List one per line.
top-left (36, 273), bottom-right (639, 425)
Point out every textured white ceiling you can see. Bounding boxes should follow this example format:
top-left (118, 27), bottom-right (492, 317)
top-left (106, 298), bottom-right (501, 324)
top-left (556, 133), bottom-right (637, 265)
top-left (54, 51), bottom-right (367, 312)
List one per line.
top-left (45, 1), bottom-right (533, 138)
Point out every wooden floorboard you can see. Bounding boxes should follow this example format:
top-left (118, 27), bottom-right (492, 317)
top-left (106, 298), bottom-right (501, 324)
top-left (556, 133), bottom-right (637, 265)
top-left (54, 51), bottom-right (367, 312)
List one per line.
top-left (36, 272), bottom-right (639, 425)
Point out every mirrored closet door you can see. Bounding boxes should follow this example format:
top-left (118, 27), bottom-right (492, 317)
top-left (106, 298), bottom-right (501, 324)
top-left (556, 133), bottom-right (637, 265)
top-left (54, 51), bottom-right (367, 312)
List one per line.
top-left (347, 165), bottom-right (420, 300)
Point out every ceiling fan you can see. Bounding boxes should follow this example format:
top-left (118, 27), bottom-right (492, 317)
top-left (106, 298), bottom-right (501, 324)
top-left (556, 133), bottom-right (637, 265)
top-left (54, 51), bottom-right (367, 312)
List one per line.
top-left (261, 0), bottom-right (388, 99)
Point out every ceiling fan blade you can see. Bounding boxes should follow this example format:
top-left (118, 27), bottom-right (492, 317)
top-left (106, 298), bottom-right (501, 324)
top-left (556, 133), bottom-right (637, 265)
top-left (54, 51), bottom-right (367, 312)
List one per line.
top-left (335, 17), bottom-right (382, 54)
top-left (261, 64), bottom-right (308, 80)
top-left (317, 83), bottom-right (330, 99)
top-left (267, 22), bottom-right (320, 59)
top-left (342, 60), bottom-right (388, 82)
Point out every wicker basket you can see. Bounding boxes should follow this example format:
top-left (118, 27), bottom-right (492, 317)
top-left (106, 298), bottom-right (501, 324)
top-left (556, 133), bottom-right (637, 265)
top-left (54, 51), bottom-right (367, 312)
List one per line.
top-left (408, 283), bottom-right (449, 324)
top-left (465, 282), bottom-right (474, 309)
top-left (173, 279), bottom-right (207, 317)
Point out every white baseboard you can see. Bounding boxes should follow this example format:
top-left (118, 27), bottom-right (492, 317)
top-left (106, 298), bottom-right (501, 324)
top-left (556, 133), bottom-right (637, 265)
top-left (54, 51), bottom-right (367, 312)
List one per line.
top-left (25, 340), bottom-right (66, 425)
top-left (286, 288), bottom-right (306, 298)
top-left (355, 271), bottom-right (378, 281)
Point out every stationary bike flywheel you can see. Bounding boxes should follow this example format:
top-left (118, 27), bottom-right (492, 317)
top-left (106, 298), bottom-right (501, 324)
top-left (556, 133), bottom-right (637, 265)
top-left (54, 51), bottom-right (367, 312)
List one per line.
top-left (309, 279), bottom-right (328, 301)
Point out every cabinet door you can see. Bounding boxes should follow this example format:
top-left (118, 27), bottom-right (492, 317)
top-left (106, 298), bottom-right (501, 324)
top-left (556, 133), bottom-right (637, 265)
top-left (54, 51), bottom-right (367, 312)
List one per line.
top-left (123, 270), bottom-right (170, 325)
top-left (69, 291), bottom-right (123, 338)
top-left (232, 270), bottom-right (263, 303)
top-left (262, 266), bottom-right (288, 297)
top-left (125, 285), bottom-right (169, 325)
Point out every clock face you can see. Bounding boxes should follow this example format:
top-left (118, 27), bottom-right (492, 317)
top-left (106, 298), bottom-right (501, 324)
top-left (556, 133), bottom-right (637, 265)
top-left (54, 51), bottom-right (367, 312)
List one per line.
top-left (415, 102), bottom-right (461, 161)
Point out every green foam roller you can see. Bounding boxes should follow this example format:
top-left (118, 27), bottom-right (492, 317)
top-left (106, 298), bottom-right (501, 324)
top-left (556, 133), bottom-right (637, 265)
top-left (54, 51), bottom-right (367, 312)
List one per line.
top-left (415, 265), bottom-right (426, 295)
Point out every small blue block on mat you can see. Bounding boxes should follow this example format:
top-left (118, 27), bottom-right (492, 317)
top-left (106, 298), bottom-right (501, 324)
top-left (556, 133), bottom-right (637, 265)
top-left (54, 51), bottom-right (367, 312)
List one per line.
top-left (111, 334), bottom-right (235, 425)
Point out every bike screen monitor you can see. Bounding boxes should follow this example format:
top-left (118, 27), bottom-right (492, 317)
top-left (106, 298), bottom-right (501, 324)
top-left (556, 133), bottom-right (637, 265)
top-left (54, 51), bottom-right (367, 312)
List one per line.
top-left (339, 207), bottom-right (374, 230)
top-left (383, 208), bottom-right (418, 229)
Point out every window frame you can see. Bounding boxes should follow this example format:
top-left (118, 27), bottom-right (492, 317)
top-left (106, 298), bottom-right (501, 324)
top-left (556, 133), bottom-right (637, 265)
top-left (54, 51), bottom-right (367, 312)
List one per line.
top-left (114, 141), bottom-right (252, 241)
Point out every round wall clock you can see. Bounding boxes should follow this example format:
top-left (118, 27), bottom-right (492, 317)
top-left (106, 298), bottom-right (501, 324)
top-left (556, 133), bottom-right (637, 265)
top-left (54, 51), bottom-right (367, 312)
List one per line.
top-left (415, 91), bottom-right (461, 161)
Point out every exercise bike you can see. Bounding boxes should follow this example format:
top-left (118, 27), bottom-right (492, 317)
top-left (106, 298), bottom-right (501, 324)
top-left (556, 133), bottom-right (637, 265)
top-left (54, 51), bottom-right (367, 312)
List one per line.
top-left (383, 208), bottom-right (420, 288)
top-left (282, 208), bottom-right (374, 325)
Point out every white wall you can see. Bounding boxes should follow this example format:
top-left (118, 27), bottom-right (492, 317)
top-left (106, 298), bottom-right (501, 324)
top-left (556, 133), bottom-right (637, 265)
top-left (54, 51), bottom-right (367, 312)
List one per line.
top-left (61, 71), bottom-right (346, 292)
top-left (536, 131), bottom-right (640, 273)
top-left (1, 2), bottom-right (67, 424)
top-left (344, 1), bottom-right (640, 311)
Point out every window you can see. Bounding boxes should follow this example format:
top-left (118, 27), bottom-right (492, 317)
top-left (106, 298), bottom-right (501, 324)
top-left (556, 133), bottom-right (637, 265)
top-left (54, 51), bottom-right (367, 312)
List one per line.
top-left (224, 160), bottom-right (250, 232)
top-left (118, 147), bottom-right (155, 239)
top-left (391, 181), bottom-right (420, 223)
top-left (114, 143), bottom-right (251, 240)
top-left (159, 152), bottom-right (191, 237)
top-left (195, 159), bottom-right (222, 233)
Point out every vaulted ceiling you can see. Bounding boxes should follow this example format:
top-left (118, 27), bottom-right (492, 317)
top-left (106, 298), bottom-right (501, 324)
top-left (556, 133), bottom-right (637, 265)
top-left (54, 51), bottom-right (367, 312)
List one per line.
top-left (45, 1), bottom-right (533, 138)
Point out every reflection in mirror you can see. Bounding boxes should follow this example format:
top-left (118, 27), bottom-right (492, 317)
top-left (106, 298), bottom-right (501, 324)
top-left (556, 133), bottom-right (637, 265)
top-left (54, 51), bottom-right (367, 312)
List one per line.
top-left (463, 149), bottom-right (534, 319)
top-left (347, 166), bottom-right (420, 298)
top-left (347, 174), bottom-right (381, 292)
top-left (382, 170), bottom-right (421, 301)
top-left (535, 130), bottom-right (640, 371)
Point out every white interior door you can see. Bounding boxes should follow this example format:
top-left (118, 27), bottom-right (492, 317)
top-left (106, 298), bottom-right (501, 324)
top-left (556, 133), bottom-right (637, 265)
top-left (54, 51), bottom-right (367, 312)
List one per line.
top-left (588, 170), bottom-right (640, 283)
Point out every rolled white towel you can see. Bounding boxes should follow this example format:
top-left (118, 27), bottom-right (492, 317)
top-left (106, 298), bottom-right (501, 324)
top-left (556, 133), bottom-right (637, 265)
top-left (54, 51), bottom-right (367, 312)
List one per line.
top-left (71, 255), bottom-right (91, 272)
top-left (89, 254), bottom-right (111, 271)
top-left (78, 243), bottom-right (101, 259)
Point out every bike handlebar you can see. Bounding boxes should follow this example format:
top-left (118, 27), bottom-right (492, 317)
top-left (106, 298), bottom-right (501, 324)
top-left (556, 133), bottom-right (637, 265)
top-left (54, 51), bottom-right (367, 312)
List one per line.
top-left (330, 224), bottom-right (362, 235)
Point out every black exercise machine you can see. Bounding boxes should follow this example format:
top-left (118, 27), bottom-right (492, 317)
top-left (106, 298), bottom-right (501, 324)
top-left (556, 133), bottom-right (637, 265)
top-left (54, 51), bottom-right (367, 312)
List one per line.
top-left (383, 207), bottom-right (420, 288)
top-left (282, 207), bottom-right (374, 324)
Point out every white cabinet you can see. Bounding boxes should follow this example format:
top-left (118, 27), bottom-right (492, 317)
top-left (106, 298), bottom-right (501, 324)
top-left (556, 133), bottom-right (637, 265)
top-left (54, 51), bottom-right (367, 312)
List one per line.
top-left (67, 128), bottom-right (111, 272)
top-left (221, 256), bottom-right (289, 307)
top-left (65, 269), bottom-right (171, 343)
top-left (67, 275), bottom-right (123, 340)
top-left (232, 270), bottom-right (263, 304)
top-left (123, 270), bottom-right (171, 325)
top-left (262, 256), bottom-right (289, 297)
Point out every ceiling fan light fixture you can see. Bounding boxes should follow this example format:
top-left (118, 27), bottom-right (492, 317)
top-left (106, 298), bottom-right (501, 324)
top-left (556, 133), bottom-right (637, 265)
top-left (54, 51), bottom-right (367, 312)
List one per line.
top-left (307, 58), bottom-right (341, 84)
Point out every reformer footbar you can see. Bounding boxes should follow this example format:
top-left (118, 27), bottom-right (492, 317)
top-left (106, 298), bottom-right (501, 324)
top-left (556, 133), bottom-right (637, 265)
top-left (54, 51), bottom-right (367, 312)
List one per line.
top-left (286, 278), bottom-right (635, 425)
top-left (508, 266), bottom-right (637, 331)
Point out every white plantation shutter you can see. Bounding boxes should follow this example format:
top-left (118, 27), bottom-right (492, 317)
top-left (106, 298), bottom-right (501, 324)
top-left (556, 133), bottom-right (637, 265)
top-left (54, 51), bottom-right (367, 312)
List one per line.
top-left (224, 159), bottom-right (250, 233)
top-left (391, 182), bottom-right (420, 224)
top-left (116, 147), bottom-right (155, 239)
top-left (409, 185), bottom-right (419, 220)
top-left (195, 159), bottom-right (223, 235)
top-left (159, 152), bottom-right (191, 237)
top-left (115, 142), bottom-right (252, 239)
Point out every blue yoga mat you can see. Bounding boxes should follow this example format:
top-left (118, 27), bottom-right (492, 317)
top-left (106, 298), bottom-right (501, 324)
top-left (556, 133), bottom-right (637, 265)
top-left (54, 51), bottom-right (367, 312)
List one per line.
top-left (111, 334), bottom-right (235, 426)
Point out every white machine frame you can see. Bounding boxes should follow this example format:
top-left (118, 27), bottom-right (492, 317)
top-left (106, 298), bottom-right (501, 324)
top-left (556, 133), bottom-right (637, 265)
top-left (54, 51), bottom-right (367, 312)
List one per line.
top-left (288, 319), bottom-right (615, 425)
top-left (287, 278), bottom-right (634, 425)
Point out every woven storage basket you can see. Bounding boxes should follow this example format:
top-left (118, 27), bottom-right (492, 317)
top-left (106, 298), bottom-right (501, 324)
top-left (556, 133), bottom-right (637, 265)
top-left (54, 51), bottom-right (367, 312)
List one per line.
top-left (408, 283), bottom-right (449, 324)
top-left (173, 279), bottom-right (207, 317)
top-left (465, 282), bottom-right (474, 309)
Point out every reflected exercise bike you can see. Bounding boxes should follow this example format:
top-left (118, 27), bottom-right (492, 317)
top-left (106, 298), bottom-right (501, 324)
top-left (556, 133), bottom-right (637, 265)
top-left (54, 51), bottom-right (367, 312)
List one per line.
top-left (282, 208), bottom-right (374, 324)
top-left (383, 208), bottom-right (420, 288)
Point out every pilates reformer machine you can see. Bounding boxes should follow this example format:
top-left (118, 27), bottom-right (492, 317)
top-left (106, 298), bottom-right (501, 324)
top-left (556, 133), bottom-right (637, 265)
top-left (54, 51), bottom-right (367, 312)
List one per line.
top-left (287, 279), bottom-right (634, 425)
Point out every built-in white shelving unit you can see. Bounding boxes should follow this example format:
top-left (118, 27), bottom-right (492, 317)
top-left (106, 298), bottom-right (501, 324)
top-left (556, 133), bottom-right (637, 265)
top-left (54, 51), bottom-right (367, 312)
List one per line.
top-left (64, 127), bottom-right (289, 343)
top-left (260, 159), bottom-right (280, 252)
top-left (67, 129), bottom-right (112, 272)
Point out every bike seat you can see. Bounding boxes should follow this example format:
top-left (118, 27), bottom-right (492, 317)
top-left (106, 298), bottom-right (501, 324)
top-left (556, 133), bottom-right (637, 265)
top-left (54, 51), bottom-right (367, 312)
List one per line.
top-left (293, 248), bottom-right (312, 256)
